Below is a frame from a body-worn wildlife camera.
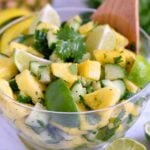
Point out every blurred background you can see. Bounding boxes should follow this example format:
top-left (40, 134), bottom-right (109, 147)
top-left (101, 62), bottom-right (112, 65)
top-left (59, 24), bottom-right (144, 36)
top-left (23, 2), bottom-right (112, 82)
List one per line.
top-left (0, 0), bottom-right (150, 34)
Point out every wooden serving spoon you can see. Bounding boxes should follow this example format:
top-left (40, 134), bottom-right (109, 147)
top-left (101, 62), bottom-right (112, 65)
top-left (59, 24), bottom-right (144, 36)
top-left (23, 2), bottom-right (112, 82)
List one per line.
top-left (92, 0), bottom-right (139, 53)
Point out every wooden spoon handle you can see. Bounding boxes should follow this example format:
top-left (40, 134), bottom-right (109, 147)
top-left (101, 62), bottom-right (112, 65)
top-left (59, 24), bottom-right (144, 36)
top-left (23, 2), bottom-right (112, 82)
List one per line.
top-left (92, 0), bottom-right (139, 53)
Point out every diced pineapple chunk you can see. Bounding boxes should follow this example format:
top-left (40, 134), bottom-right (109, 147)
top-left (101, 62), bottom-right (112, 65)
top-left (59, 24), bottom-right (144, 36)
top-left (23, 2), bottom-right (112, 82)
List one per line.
top-left (15, 69), bottom-right (46, 104)
top-left (0, 79), bottom-right (14, 98)
top-left (36, 22), bottom-right (58, 33)
top-left (93, 50), bottom-right (126, 67)
top-left (51, 63), bottom-right (78, 85)
top-left (124, 102), bottom-right (140, 116)
top-left (120, 49), bottom-right (136, 70)
top-left (114, 31), bottom-right (129, 50)
top-left (79, 21), bottom-right (94, 36)
top-left (83, 87), bottom-right (120, 110)
top-left (78, 60), bottom-right (101, 81)
top-left (0, 57), bottom-right (18, 80)
top-left (5, 101), bottom-right (30, 121)
top-left (124, 79), bottom-right (139, 93)
top-left (10, 42), bottom-right (44, 57)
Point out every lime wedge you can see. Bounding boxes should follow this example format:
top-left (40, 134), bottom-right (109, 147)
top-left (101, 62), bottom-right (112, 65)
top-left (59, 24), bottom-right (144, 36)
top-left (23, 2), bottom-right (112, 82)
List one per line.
top-left (106, 138), bottom-right (147, 150)
top-left (128, 55), bottom-right (150, 88)
top-left (144, 121), bottom-right (150, 142)
top-left (29, 4), bottom-right (60, 33)
top-left (86, 24), bottom-right (116, 52)
top-left (14, 50), bottom-right (50, 72)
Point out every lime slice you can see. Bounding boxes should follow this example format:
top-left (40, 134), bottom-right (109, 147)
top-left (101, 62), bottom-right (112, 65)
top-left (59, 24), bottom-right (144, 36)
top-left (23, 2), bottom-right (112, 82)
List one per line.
top-left (144, 121), bottom-right (150, 142)
top-left (86, 24), bottom-right (116, 51)
top-left (14, 50), bottom-right (51, 72)
top-left (29, 4), bottom-right (60, 33)
top-left (106, 138), bottom-right (147, 150)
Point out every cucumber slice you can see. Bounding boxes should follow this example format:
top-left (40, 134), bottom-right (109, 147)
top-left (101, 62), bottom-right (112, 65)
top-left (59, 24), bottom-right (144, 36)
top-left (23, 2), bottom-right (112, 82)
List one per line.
top-left (38, 66), bottom-right (51, 83)
top-left (29, 61), bottom-right (41, 75)
top-left (9, 79), bottom-right (19, 92)
top-left (102, 79), bottom-right (126, 99)
top-left (29, 61), bottom-right (51, 83)
top-left (105, 64), bottom-right (127, 80)
top-left (71, 81), bottom-right (86, 102)
top-left (25, 103), bottom-right (49, 134)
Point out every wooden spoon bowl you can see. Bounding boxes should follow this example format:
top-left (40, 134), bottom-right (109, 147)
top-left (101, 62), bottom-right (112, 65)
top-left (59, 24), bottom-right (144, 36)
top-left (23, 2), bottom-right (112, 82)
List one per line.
top-left (92, 0), bottom-right (139, 53)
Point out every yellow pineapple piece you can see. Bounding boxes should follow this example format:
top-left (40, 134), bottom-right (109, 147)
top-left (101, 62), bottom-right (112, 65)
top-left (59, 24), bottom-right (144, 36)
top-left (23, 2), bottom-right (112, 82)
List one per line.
top-left (15, 69), bottom-right (46, 104)
top-left (0, 79), bottom-right (14, 98)
top-left (83, 87), bottom-right (120, 110)
top-left (93, 49), bottom-right (126, 67)
top-left (124, 79), bottom-right (139, 93)
top-left (0, 57), bottom-right (18, 80)
top-left (78, 60), bottom-right (101, 81)
top-left (114, 31), bottom-right (129, 49)
top-left (51, 63), bottom-right (78, 85)
top-left (79, 21), bottom-right (94, 36)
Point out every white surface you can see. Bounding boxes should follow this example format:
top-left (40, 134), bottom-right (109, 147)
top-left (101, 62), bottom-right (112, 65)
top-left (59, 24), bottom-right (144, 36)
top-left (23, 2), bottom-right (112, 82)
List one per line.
top-left (0, 100), bottom-right (150, 150)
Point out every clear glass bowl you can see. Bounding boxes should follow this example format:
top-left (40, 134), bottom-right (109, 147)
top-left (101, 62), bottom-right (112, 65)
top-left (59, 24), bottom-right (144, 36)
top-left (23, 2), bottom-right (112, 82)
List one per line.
top-left (0, 7), bottom-right (150, 150)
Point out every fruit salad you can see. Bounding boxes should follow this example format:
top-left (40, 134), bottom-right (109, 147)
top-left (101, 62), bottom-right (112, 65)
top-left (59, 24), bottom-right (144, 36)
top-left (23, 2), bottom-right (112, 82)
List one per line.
top-left (0, 4), bottom-right (150, 150)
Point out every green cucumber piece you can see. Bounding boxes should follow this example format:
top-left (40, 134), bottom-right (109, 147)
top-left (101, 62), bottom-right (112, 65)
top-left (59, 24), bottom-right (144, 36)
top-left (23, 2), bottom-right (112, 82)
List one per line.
top-left (105, 64), bottom-right (127, 80)
top-left (25, 103), bottom-right (49, 134)
top-left (71, 81), bottom-right (86, 102)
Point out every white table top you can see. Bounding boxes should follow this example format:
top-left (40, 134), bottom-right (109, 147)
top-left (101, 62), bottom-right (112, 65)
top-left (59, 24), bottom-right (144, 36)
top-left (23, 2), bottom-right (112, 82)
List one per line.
top-left (0, 100), bottom-right (150, 150)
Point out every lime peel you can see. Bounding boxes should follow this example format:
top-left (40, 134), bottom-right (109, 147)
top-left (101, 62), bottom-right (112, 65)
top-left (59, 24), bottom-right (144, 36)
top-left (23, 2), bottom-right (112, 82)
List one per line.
top-left (106, 138), bottom-right (147, 150)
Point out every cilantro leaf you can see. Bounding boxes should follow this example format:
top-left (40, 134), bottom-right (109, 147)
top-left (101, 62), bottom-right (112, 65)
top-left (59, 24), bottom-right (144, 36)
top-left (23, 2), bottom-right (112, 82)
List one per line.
top-left (54, 26), bottom-right (85, 62)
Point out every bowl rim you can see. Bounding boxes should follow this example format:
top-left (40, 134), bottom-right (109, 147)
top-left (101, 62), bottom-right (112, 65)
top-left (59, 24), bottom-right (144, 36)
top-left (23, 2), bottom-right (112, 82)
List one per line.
top-left (0, 7), bottom-right (150, 115)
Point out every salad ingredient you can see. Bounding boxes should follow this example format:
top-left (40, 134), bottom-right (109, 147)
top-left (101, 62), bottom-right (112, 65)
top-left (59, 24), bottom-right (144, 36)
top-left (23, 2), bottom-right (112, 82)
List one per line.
top-left (104, 64), bottom-right (127, 80)
top-left (55, 26), bottom-right (85, 62)
top-left (14, 50), bottom-right (50, 72)
top-left (29, 4), bottom-right (60, 34)
top-left (79, 21), bottom-right (94, 36)
top-left (0, 79), bottom-right (14, 98)
top-left (10, 42), bottom-right (43, 57)
top-left (45, 79), bottom-right (78, 112)
top-left (102, 79), bottom-right (126, 99)
top-left (29, 62), bottom-right (51, 83)
top-left (78, 60), bottom-right (101, 81)
top-left (0, 57), bottom-right (18, 80)
top-left (51, 63), bottom-right (78, 85)
top-left (114, 31), bottom-right (129, 50)
top-left (66, 15), bottom-right (82, 31)
top-left (15, 69), bottom-right (46, 104)
top-left (0, 17), bottom-right (33, 54)
top-left (93, 50), bottom-right (126, 67)
top-left (83, 87), bottom-right (120, 109)
top-left (124, 79), bottom-right (139, 93)
top-left (9, 79), bottom-right (19, 92)
top-left (0, 8), bottom-right (30, 28)
top-left (17, 91), bottom-right (32, 104)
top-left (86, 25), bottom-right (116, 51)
top-left (25, 103), bottom-right (49, 133)
top-left (144, 121), bottom-right (150, 142)
top-left (34, 28), bottom-right (53, 58)
top-left (128, 55), bottom-right (150, 88)
top-left (71, 81), bottom-right (86, 102)
top-left (106, 138), bottom-right (147, 150)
